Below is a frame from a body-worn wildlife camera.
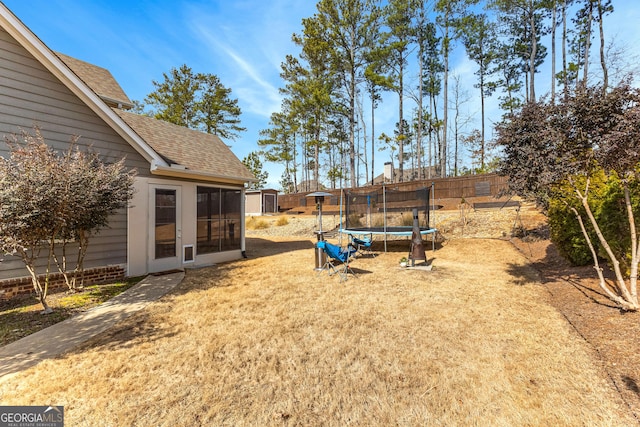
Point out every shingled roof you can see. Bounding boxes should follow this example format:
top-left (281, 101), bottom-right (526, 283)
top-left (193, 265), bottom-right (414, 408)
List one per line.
top-left (56, 52), bottom-right (133, 109)
top-left (114, 109), bottom-right (254, 182)
top-left (55, 53), bottom-right (253, 184)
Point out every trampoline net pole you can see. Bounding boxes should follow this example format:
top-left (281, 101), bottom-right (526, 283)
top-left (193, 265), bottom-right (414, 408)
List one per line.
top-left (346, 190), bottom-right (350, 229)
top-left (432, 182), bottom-right (435, 252)
top-left (340, 188), bottom-right (344, 230)
top-left (383, 183), bottom-right (387, 252)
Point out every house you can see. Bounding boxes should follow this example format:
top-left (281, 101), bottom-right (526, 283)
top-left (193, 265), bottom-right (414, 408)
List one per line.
top-left (245, 189), bottom-right (279, 215)
top-left (0, 4), bottom-right (255, 296)
top-left (370, 162), bottom-right (440, 185)
top-left (295, 180), bottom-right (327, 193)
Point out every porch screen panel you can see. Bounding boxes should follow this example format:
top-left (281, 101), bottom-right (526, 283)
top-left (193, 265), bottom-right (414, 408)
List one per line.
top-left (197, 187), bottom-right (242, 254)
top-left (155, 189), bottom-right (176, 259)
top-left (197, 187), bottom-right (220, 254)
top-left (221, 189), bottom-right (241, 251)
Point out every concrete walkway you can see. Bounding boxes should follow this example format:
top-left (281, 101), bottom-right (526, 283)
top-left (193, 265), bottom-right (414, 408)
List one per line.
top-left (0, 271), bottom-right (184, 380)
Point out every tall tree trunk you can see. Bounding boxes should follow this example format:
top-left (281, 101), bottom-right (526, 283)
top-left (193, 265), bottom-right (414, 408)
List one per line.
top-left (398, 59), bottom-right (404, 183)
top-left (431, 91), bottom-right (441, 177)
top-left (441, 28), bottom-right (449, 178)
top-left (371, 94), bottom-right (376, 185)
top-left (349, 69), bottom-right (357, 188)
top-left (305, 133), bottom-right (311, 191)
top-left (453, 75), bottom-right (460, 176)
top-left (583, 0), bottom-right (593, 84)
top-left (313, 131), bottom-right (319, 191)
top-left (292, 132), bottom-right (298, 193)
top-left (562, 0), bottom-right (568, 99)
top-left (551, 0), bottom-right (557, 102)
top-left (428, 93), bottom-right (434, 179)
top-left (417, 42), bottom-right (424, 180)
top-left (357, 94), bottom-right (368, 187)
top-left (529, 10), bottom-right (537, 102)
top-left (480, 71), bottom-right (486, 169)
top-left (342, 134), bottom-right (348, 188)
top-left (597, 0), bottom-right (608, 91)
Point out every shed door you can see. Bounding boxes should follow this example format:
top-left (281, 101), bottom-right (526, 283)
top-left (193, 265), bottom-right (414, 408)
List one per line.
top-left (148, 185), bottom-right (182, 273)
top-left (263, 193), bottom-right (276, 213)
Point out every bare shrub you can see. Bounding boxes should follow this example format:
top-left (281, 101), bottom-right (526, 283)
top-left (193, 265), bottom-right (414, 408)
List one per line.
top-left (246, 217), bottom-right (270, 230)
top-left (275, 216), bottom-right (289, 226)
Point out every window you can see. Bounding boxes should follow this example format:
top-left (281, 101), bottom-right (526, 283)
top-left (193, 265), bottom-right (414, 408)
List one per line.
top-left (155, 189), bottom-right (177, 259)
top-left (197, 187), bottom-right (241, 254)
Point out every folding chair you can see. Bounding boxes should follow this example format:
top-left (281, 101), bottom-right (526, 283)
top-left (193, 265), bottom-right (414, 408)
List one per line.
top-left (349, 233), bottom-right (375, 257)
top-left (317, 240), bottom-right (358, 281)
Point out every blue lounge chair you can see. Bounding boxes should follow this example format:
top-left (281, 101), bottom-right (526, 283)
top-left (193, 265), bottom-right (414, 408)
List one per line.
top-left (349, 234), bottom-right (374, 257)
top-left (317, 240), bottom-right (357, 281)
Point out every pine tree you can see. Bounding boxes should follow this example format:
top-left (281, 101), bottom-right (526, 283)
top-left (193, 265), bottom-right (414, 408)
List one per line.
top-left (457, 12), bottom-right (499, 170)
top-left (197, 73), bottom-right (246, 140)
top-left (258, 109), bottom-right (297, 193)
top-left (242, 152), bottom-right (268, 190)
top-left (315, 0), bottom-right (381, 188)
top-left (144, 65), bottom-right (245, 141)
top-left (375, 0), bottom-right (417, 182)
top-left (145, 64), bottom-right (200, 128)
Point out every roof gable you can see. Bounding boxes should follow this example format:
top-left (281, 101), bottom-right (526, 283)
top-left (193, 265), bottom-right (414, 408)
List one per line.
top-left (56, 52), bottom-right (133, 109)
top-left (115, 109), bottom-right (254, 184)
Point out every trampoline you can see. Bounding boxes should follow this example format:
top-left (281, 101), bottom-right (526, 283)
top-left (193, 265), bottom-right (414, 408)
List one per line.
top-left (336, 183), bottom-right (438, 252)
top-left (340, 226), bottom-right (437, 236)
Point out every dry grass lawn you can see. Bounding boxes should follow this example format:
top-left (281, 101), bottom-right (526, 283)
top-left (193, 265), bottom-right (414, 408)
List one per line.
top-left (0, 235), bottom-right (635, 425)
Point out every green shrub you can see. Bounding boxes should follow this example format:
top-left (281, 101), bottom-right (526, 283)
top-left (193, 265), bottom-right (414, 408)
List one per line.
top-left (548, 198), bottom-right (594, 266)
top-left (548, 171), bottom-right (640, 272)
top-left (547, 174), bottom-right (605, 267)
top-left (593, 176), bottom-right (640, 276)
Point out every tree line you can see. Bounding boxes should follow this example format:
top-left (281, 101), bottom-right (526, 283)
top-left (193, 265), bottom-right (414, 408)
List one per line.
top-left (258, 0), bottom-right (621, 193)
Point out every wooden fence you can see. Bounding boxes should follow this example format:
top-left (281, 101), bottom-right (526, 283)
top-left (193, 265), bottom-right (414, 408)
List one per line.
top-left (276, 173), bottom-right (509, 212)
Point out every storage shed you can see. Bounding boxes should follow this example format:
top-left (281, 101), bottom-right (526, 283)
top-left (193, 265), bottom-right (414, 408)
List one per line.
top-left (246, 189), bottom-right (279, 215)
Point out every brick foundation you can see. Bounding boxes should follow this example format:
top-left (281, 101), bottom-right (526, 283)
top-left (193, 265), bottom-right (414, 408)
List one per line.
top-left (0, 265), bottom-right (126, 300)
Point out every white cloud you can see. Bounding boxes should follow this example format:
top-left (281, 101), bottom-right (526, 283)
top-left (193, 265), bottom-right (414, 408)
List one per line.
top-left (181, 0), bottom-right (317, 120)
top-left (196, 27), bottom-right (282, 115)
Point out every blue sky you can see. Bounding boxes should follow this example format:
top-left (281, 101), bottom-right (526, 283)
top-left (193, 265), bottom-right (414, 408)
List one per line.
top-left (2, 0), bottom-right (318, 188)
top-left (3, 0), bottom-right (640, 189)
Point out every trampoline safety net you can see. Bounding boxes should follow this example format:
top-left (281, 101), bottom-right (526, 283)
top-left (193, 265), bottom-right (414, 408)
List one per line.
top-left (344, 186), bottom-right (431, 230)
